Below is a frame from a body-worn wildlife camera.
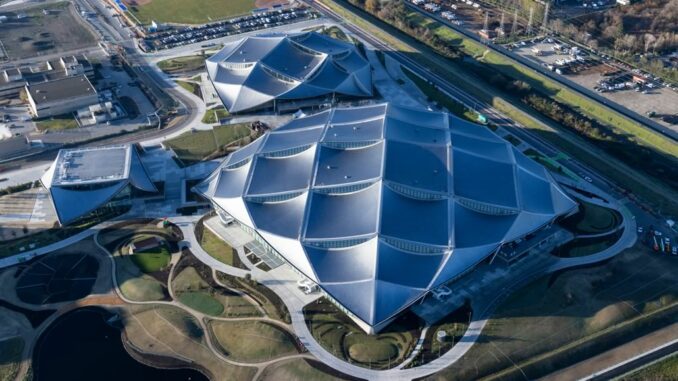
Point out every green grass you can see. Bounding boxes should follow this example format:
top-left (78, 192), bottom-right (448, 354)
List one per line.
top-left (178, 291), bottom-right (224, 316)
top-left (199, 228), bottom-right (236, 267)
top-left (402, 67), bottom-right (474, 120)
top-left (125, 0), bottom-right (255, 25)
top-left (164, 123), bottom-right (252, 165)
top-left (34, 114), bottom-right (78, 131)
top-left (480, 50), bottom-right (678, 160)
top-left (210, 320), bottom-right (297, 362)
top-left (173, 266), bottom-right (209, 293)
top-left (347, 339), bottom-right (398, 363)
top-left (216, 272), bottom-right (290, 323)
top-left (130, 244), bottom-right (170, 273)
top-left (116, 256), bottom-right (167, 301)
top-left (303, 298), bottom-right (421, 369)
top-left (403, 4), bottom-right (678, 161)
top-left (258, 358), bottom-right (353, 381)
top-left (428, 243), bottom-right (678, 381)
top-left (320, 0), bottom-right (678, 215)
top-left (319, 25), bottom-right (349, 42)
top-left (561, 201), bottom-right (621, 235)
top-left (173, 266), bottom-right (260, 317)
top-left (176, 80), bottom-right (199, 95)
top-left (0, 337), bottom-right (23, 381)
top-left (621, 353), bottom-right (678, 380)
top-left (157, 55), bottom-right (205, 74)
top-left (201, 106), bottom-right (229, 124)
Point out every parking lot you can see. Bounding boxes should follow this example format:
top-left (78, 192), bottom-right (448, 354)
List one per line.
top-left (140, 7), bottom-right (317, 52)
top-left (511, 38), bottom-right (678, 131)
top-left (0, 2), bottom-right (98, 60)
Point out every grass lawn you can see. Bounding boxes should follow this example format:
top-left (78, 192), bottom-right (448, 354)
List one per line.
top-left (319, 26), bottom-right (350, 42)
top-left (561, 201), bottom-right (622, 235)
top-left (199, 228), bottom-right (237, 267)
top-left (320, 0), bottom-right (678, 215)
top-left (130, 244), bottom-right (170, 273)
top-left (0, 337), bottom-right (23, 381)
top-left (125, 0), bottom-right (255, 25)
top-left (210, 320), bottom-right (297, 362)
top-left (34, 114), bottom-right (78, 132)
top-left (176, 80), bottom-right (200, 96)
top-left (178, 291), bottom-right (224, 316)
top-left (303, 298), bottom-right (421, 369)
top-left (173, 266), bottom-right (260, 317)
top-left (213, 123), bottom-right (252, 146)
top-left (201, 106), bottom-right (229, 124)
top-left (425, 243), bottom-right (678, 381)
top-left (157, 55), bottom-right (205, 74)
top-left (217, 272), bottom-right (290, 322)
top-left (258, 358), bottom-right (355, 381)
top-left (164, 123), bottom-right (252, 165)
top-left (165, 129), bottom-right (217, 164)
top-left (116, 256), bottom-right (167, 301)
top-left (124, 305), bottom-right (257, 380)
top-left (621, 352), bottom-right (678, 380)
top-left (402, 67), bottom-right (474, 121)
top-left (173, 266), bottom-right (209, 293)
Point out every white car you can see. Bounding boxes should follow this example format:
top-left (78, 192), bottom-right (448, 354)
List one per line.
top-left (637, 227), bottom-right (644, 233)
top-left (584, 176), bottom-right (593, 183)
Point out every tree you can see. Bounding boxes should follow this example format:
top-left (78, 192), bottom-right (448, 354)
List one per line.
top-left (366, 0), bottom-right (381, 13)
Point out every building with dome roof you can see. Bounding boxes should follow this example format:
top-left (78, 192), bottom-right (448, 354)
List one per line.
top-left (196, 103), bottom-right (577, 332)
top-left (206, 32), bottom-right (372, 113)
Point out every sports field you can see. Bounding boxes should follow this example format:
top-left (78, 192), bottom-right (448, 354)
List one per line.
top-left (123, 0), bottom-right (256, 25)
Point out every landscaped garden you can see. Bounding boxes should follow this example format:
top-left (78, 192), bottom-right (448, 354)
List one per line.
top-left (303, 297), bottom-right (422, 369)
top-left (258, 358), bottom-right (358, 381)
top-left (425, 243), bottom-right (678, 380)
top-left (164, 123), bottom-right (255, 166)
top-left (201, 106), bottom-right (229, 124)
top-left (405, 303), bottom-right (471, 368)
top-left (172, 255), bottom-right (261, 318)
top-left (209, 320), bottom-right (298, 362)
top-left (97, 220), bottom-right (182, 302)
top-left (157, 55), bottom-right (205, 74)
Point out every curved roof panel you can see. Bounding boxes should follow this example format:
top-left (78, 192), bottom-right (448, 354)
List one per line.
top-left (246, 146), bottom-right (316, 195)
top-left (208, 32), bottom-right (372, 113)
top-left (198, 102), bottom-right (577, 329)
top-left (304, 182), bottom-right (381, 239)
top-left (44, 145), bottom-right (157, 225)
top-left (314, 143), bottom-right (384, 187)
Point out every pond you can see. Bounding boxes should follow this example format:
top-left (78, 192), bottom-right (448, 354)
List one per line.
top-left (34, 307), bottom-right (208, 381)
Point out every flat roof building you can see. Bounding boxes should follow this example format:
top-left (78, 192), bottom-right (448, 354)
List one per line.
top-left (196, 103), bottom-right (577, 333)
top-left (41, 145), bottom-right (158, 225)
top-left (207, 32), bottom-right (372, 113)
top-left (26, 75), bottom-right (98, 118)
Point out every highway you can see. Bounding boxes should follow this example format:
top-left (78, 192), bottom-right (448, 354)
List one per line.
top-left (304, 0), bottom-right (624, 201)
top-left (405, 2), bottom-right (678, 142)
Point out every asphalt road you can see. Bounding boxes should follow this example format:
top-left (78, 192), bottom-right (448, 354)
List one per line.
top-left (405, 2), bottom-right (678, 142)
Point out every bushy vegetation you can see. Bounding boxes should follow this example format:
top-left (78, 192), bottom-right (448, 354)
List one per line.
top-left (551, 0), bottom-right (678, 82)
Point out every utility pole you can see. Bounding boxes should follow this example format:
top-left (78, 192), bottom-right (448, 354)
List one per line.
top-left (499, 11), bottom-right (505, 36)
top-left (483, 12), bottom-right (489, 34)
top-left (526, 6), bottom-right (534, 36)
top-left (511, 8), bottom-right (518, 37)
top-left (542, 1), bottom-right (550, 33)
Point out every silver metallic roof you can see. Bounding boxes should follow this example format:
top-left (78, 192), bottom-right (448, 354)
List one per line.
top-left (206, 32), bottom-right (372, 113)
top-left (197, 103), bottom-right (577, 328)
top-left (41, 144), bottom-right (157, 225)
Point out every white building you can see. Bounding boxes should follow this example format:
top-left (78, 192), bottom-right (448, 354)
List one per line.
top-left (26, 75), bottom-right (98, 118)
